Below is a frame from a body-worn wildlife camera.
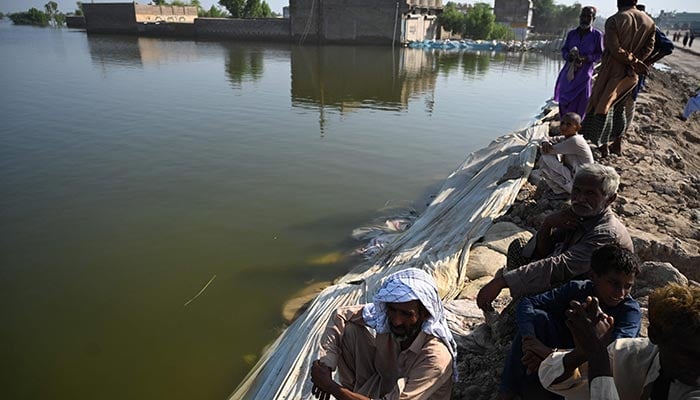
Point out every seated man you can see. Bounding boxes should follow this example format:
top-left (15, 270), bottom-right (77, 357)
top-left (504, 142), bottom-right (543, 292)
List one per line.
top-left (310, 268), bottom-right (457, 400)
top-left (539, 284), bottom-right (700, 399)
top-left (538, 112), bottom-right (595, 194)
top-left (477, 163), bottom-right (633, 310)
top-left (498, 244), bottom-right (641, 400)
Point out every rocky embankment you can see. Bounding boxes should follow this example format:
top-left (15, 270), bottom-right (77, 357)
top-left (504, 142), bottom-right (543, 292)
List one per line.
top-left (450, 49), bottom-right (700, 399)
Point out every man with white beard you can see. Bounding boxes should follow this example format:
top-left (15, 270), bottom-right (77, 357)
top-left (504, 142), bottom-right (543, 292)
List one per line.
top-left (477, 164), bottom-right (633, 311)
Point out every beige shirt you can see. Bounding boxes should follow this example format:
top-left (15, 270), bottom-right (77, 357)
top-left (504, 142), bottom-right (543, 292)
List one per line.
top-left (546, 134), bottom-right (595, 172)
top-left (318, 305), bottom-right (453, 400)
top-left (539, 338), bottom-right (700, 399)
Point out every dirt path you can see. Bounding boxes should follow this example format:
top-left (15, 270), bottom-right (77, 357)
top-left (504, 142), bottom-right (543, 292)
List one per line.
top-left (662, 47), bottom-right (700, 81)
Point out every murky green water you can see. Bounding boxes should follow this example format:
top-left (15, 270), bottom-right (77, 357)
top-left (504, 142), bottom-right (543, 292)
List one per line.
top-left (0, 21), bottom-right (561, 399)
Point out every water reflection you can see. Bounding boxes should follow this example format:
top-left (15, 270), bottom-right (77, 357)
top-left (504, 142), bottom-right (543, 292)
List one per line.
top-left (87, 35), bottom-right (200, 71)
top-left (290, 46), bottom-right (438, 112)
top-left (225, 47), bottom-right (264, 88)
top-left (87, 34), bottom-right (144, 68)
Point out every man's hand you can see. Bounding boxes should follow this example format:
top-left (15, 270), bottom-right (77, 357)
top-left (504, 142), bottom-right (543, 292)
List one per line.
top-left (631, 58), bottom-right (650, 75)
top-left (542, 208), bottom-right (580, 231)
top-left (565, 297), bottom-right (614, 356)
top-left (521, 336), bottom-right (553, 375)
top-left (540, 141), bottom-right (553, 154)
top-left (565, 297), bottom-right (614, 379)
top-left (476, 276), bottom-right (507, 311)
top-left (521, 349), bottom-right (544, 375)
top-left (535, 208), bottom-right (580, 258)
top-left (310, 360), bottom-right (335, 400)
top-left (522, 335), bottom-right (554, 359)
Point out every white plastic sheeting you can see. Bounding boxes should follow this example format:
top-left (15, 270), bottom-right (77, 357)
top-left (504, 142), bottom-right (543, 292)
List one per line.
top-left (230, 120), bottom-right (550, 400)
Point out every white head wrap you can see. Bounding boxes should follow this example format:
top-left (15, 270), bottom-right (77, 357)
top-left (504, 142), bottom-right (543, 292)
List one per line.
top-left (362, 268), bottom-right (458, 379)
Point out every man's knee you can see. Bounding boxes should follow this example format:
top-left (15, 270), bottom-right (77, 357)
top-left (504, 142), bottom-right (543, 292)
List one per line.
top-left (507, 237), bottom-right (531, 271)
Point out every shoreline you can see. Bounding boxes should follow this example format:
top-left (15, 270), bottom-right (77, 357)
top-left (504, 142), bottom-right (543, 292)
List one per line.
top-left (275, 48), bottom-right (699, 398)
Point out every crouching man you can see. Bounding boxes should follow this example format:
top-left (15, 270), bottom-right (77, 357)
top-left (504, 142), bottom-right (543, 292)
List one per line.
top-left (310, 268), bottom-right (457, 400)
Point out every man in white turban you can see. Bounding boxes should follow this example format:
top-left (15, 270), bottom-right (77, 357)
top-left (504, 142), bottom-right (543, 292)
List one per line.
top-left (310, 268), bottom-right (457, 400)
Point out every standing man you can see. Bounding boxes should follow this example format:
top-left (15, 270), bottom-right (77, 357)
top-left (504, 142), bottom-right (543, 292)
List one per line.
top-left (553, 6), bottom-right (604, 121)
top-left (310, 268), bottom-right (456, 400)
top-left (476, 164), bottom-right (633, 311)
top-left (580, 0), bottom-right (656, 157)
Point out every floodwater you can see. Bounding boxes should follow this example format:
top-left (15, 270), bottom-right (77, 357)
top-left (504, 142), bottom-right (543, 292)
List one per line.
top-left (0, 21), bottom-right (562, 399)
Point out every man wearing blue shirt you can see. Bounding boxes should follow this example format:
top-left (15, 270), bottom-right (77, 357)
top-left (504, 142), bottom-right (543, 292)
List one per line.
top-left (497, 244), bottom-right (641, 400)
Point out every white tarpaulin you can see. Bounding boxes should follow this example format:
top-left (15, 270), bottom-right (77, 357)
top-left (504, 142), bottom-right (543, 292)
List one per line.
top-left (230, 119), bottom-right (550, 400)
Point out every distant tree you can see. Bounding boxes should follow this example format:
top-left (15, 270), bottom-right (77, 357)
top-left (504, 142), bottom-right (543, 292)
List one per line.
top-left (74, 1), bottom-right (83, 16)
top-left (0, 12), bottom-right (5, 19)
top-left (489, 22), bottom-right (515, 40)
top-left (438, 3), bottom-right (467, 36)
top-left (153, 0), bottom-right (167, 5)
top-left (9, 8), bottom-right (50, 26)
top-left (219, 0), bottom-right (245, 17)
top-left (464, 3), bottom-right (495, 39)
top-left (43, 1), bottom-right (66, 26)
top-left (531, 0), bottom-right (582, 34)
top-left (219, 0), bottom-right (272, 18)
top-left (199, 5), bottom-right (228, 17)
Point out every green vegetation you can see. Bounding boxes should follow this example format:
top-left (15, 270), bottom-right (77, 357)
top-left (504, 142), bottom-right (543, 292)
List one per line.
top-left (218, 0), bottom-right (273, 18)
top-left (199, 5), bottom-right (229, 17)
top-left (74, 1), bottom-right (83, 16)
top-left (531, 0), bottom-right (581, 35)
top-left (0, 12), bottom-right (5, 20)
top-left (9, 8), bottom-right (50, 26)
top-left (8, 2), bottom-right (67, 26)
top-left (438, 2), bottom-right (514, 40)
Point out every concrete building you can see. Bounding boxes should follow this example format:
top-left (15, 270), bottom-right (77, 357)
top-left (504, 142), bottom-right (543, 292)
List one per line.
top-left (82, 2), bottom-right (197, 34)
top-left (290, 0), bottom-right (443, 44)
top-left (81, 1), bottom-right (443, 44)
top-left (656, 11), bottom-right (700, 31)
top-left (493, 0), bottom-right (533, 40)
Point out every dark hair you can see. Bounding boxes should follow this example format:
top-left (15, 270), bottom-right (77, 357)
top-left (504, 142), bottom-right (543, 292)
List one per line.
top-left (636, 4), bottom-right (646, 11)
top-left (618, 0), bottom-right (637, 8)
top-left (590, 244), bottom-right (640, 276)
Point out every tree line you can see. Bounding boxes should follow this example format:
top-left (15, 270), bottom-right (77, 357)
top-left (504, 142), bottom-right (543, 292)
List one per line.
top-left (7, 2), bottom-right (70, 27)
top-left (438, 2), bottom-right (514, 40)
top-left (438, 0), bottom-right (583, 40)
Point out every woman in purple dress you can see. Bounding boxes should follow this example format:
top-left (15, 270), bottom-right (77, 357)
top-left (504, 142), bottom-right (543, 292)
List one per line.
top-left (553, 6), bottom-right (604, 121)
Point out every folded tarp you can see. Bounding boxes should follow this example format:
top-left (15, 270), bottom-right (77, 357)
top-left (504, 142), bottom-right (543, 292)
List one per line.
top-left (229, 118), bottom-right (551, 400)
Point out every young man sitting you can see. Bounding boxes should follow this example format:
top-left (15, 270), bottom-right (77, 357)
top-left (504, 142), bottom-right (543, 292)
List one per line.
top-left (538, 112), bottom-right (595, 194)
top-left (498, 244), bottom-right (641, 400)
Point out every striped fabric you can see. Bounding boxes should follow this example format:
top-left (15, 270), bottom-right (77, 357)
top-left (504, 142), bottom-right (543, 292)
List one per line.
top-left (582, 89), bottom-right (633, 146)
top-left (362, 268), bottom-right (458, 379)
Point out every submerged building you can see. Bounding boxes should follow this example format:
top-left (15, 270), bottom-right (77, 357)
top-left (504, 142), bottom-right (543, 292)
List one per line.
top-left (289, 0), bottom-right (443, 44)
top-left (493, 0), bottom-right (533, 40)
top-left (82, 3), bottom-right (198, 34)
top-left (80, 1), bottom-right (444, 44)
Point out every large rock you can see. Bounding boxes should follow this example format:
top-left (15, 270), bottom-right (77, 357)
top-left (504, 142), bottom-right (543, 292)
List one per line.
top-left (458, 276), bottom-right (496, 299)
top-left (633, 261), bottom-right (688, 298)
top-left (465, 246), bottom-right (507, 280)
top-left (479, 222), bottom-right (533, 255)
top-left (630, 228), bottom-right (700, 281)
